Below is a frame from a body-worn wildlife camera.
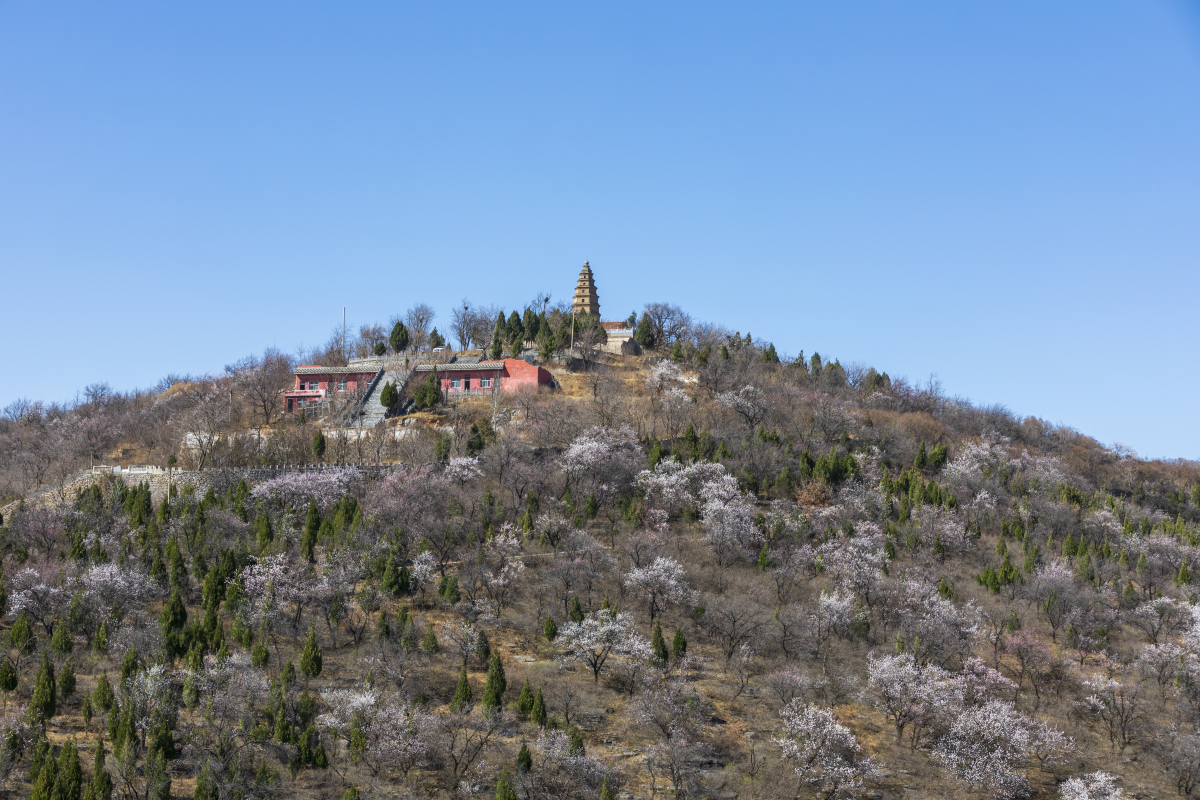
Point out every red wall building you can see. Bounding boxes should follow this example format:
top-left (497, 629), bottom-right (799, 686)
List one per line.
top-left (284, 364), bottom-right (380, 412)
top-left (414, 359), bottom-right (552, 395)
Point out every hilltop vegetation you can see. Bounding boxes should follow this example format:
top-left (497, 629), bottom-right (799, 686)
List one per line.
top-left (0, 301), bottom-right (1199, 800)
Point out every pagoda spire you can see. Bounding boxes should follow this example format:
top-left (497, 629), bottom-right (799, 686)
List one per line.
top-left (571, 260), bottom-right (600, 318)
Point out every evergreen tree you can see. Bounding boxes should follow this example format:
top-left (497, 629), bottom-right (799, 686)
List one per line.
top-left (51, 620), bottom-right (74, 658)
top-left (481, 653), bottom-right (507, 713)
top-left (299, 626), bottom-right (323, 679)
top-left (9, 613), bottom-right (33, 653)
top-left (530, 687), bottom-right (546, 726)
top-left (650, 623), bottom-right (668, 666)
top-left (505, 311), bottom-right (524, 343)
top-left (516, 740), bottom-right (533, 773)
top-left (254, 512), bottom-right (274, 549)
top-left (450, 666), bottom-right (472, 712)
top-left (421, 627), bottom-right (439, 654)
top-left (671, 627), bottom-right (687, 660)
top-left (914, 441), bottom-right (927, 470)
top-left (379, 381), bottom-right (398, 409)
top-left (568, 596), bottom-right (584, 623)
top-left (543, 616), bottom-right (558, 642)
top-left (54, 738), bottom-right (82, 800)
top-left (671, 342), bottom-right (684, 362)
top-left (311, 430), bottom-right (327, 460)
top-left (373, 341), bottom-right (386, 357)
top-left (599, 777), bottom-right (616, 800)
top-left (59, 660), bottom-right (76, 699)
top-left (30, 652), bottom-right (56, 722)
top-left (429, 328), bottom-right (446, 349)
top-left (302, 500), bottom-right (320, 562)
top-left (158, 589), bottom-right (188, 654)
top-left (91, 738), bottom-right (112, 800)
top-left (474, 630), bottom-right (492, 665)
top-left (516, 679), bottom-right (534, 717)
top-left (29, 748), bottom-right (57, 800)
top-left (389, 321), bottom-right (410, 353)
top-left (761, 343), bottom-right (780, 363)
top-left (93, 674), bottom-right (114, 713)
top-left (0, 658), bottom-right (17, 703)
top-left (634, 313), bottom-right (654, 348)
top-left (495, 767), bottom-right (518, 800)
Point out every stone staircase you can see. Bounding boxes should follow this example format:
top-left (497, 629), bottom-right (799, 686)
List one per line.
top-left (351, 364), bottom-right (416, 427)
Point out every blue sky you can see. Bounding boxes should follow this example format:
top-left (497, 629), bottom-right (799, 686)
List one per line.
top-left (2, 2), bottom-right (1199, 459)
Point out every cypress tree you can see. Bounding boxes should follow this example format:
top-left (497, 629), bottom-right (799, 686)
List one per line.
top-left (389, 321), bottom-right (410, 353)
top-left (450, 666), bottom-right (472, 712)
top-left (651, 623), bottom-right (668, 667)
top-left (474, 630), bottom-right (492, 666)
top-left (0, 658), bottom-right (17, 702)
top-left (303, 500), bottom-right (320, 562)
top-left (91, 738), bottom-right (112, 800)
top-left (516, 679), bottom-right (534, 717)
top-left (914, 441), bottom-right (927, 470)
top-left (516, 741), bottom-right (533, 773)
top-left (495, 767), bottom-right (518, 800)
top-left (54, 738), bottom-right (82, 800)
top-left (481, 654), bottom-right (507, 713)
top-left (634, 313), bottom-right (654, 348)
top-left (93, 674), bottom-right (114, 713)
top-left (568, 596), bottom-right (584, 623)
top-left (543, 616), bottom-right (558, 642)
top-left (530, 686), bottom-right (546, 726)
top-left (29, 749), bottom-right (57, 800)
top-left (379, 381), bottom-right (397, 409)
top-left (421, 627), bottom-right (439, 654)
top-left (50, 620), bottom-right (74, 658)
top-left (311, 431), bottom-right (327, 460)
top-left (9, 613), bottom-right (33, 653)
top-left (300, 626), bottom-right (322, 679)
top-left (671, 342), bottom-right (684, 362)
top-left (671, 627), bottom-right (687, 660)
top-left (59, 660), bottom-right (76, 699)
top-left (254, 512), bottom-right (274, 549)
top-left (599, 778), bottom-right (616, 800)
top-left (30, 652), bottom-right (56, 722)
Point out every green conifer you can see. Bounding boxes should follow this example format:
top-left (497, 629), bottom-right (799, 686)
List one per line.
top-left (30, 653), bottom-right (56, 722)
top-left (91, 738), bottom-right (113, 800)
top-left (54, 738), bottom-right (82, 800)
top-left (516, 679), bottom-right (534, 717)
top-left (300, 626), bottom-right (322, 679)
top-left (421, 626), bottom-right (439, 654)
top-left (451, 666), bottom-right (473, 712)
top-left (671, 627), bottom-right (687, 660)
top-left (310, 430), bottom-right (326, 460)
top-left (530, 686), bottom-right (547, 726)
top-left (543, 616), bottom-right (558, 642)
top-left (60, 660), bottom-right (76, 699)
top-left (495, 767), bottom-right (518, 800)
top-left (516, 740), bottom-right (533, 772)
top-left (568, 596), bottom-right (584, 623)
top-left (481, 654), bottom-right (507, 713)
top-left (651, 623), bottom-right (668, 666)
top-left (93, 674), bottom-right (114, 713)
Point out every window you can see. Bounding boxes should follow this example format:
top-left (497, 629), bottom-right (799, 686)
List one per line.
top-left (309, 381), bottom-right (320, 391)
top-left (450, 378), bottom-right (462, 389)
top-left (337, 381), bottom-right (347, 391)
top-left (480, 377), bottom-right (492, 389)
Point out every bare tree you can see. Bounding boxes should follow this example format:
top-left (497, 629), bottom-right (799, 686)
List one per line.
top-left (452, 300), bottom-right (477, 352)
top-left (643, 302), bottom-right (693, 346)
top-left (406, 303), bottom-right (436, 352)
top-left (227, 348), bottom-right (295, 426)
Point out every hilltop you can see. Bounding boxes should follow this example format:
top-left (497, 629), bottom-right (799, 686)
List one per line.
top-left (0, 301), bottom-right (1198, 800)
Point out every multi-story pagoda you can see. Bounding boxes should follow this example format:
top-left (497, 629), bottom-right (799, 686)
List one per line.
top-left (572, 260), bottom-right (600, 318)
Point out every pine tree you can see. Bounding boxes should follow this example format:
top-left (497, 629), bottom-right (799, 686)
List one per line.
top-left (671, 627), bottom-right (687, 660)
top-left (300, 626), bottom-right (322, 679)
top-left (311, 431), bottom-right (327, 460)
top-left (651, 623), bottom-right (668, 667)
top-left (516, 741), bottom-right (533, 773)
top-left (530, 686), bottom-right (547, 726)
top-left (421, 627), bottom-right (439, 654)
top-left (29, 748), bottom-right (57, 800)
top-left (599, 777), bottom-right (616, 800)
top-left (450, 666), bottom-right (472, 712)
top-left (481, 654), bottom-right (507, 713)
top-left (302, 500), bottom-right (320, 562)
top-left (914, 441), bottom-right (927, 470)
top-left (0, 657), bottom-right (17, 703)
top-left (761, 343), bottom-right (780, 363)
top-left (495, 767), bottom-right (518, 800)
top-left (379, 381), bottom-right (398, 409)
top-left (568, 596), bottom-right (584, 623)
top-left (30, 652), bottom-right (56, 722)
top-left (9, 613), bottom-right (33, 653)
top-left (474, 630), bottom-right (492, 666)
top-left (671, 342), bottom-right (684, 362)
top-left (756, 542), bottom-right (771, 571)
top-left (543, 616), bottom-right (558, 642)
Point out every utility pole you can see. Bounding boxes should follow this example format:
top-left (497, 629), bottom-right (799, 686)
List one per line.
top-left (343, 307), bottom-right (346, 361)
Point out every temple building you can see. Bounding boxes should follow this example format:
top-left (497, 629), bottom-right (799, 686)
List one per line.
top-left (572, 260), bottom-right (600, 318)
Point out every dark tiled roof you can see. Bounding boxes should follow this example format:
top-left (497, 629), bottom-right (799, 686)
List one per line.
top-left (415, 362), bottom-right (505, 372)
top-left (295, 365), bottom-right (385, 375)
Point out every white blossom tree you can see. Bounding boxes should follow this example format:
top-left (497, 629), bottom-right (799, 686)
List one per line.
top-left (774, 700), bottom-right (880, 800)
top-left (624, 557), bottom-right (697, 622)
top-left (556, 609), bottom-right (652, 683)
